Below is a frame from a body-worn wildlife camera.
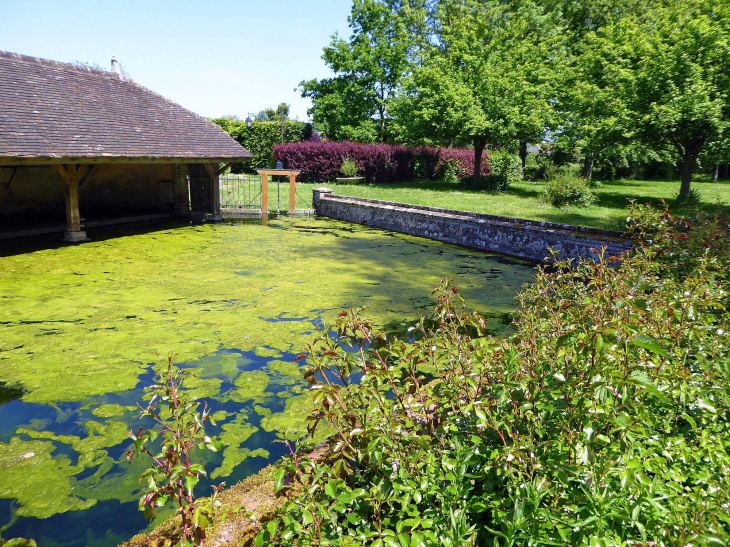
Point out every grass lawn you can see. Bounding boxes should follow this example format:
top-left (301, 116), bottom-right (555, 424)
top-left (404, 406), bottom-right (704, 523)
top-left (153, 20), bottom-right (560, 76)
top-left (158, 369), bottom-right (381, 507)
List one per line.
top-left (293, 178), bottom-right (730, 230)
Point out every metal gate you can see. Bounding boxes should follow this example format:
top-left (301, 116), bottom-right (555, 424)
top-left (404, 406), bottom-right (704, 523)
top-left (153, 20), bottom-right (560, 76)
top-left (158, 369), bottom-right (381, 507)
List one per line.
top-left (219, 174), bottom-right (262, 216)
top-left (218, 173), bottom-right (313, 216)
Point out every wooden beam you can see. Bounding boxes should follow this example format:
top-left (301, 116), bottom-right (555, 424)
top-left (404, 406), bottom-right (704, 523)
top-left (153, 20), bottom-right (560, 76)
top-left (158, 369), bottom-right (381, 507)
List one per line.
top-left (52, 164), bottom-right (68, 181)
top-left (62, 164), bottom-right (82, 233)
top-left (289, 173), bottom-right (296, 213)
top-left (261, 173), bottom-right (268, 217)
top-left (202, 163), bottom-right (224, 219)
top-left (217, 162), bottom-right (236, 176)
top-left (78, 164), bottom-right (95, 187)
top-left (202, 163), bottom-right (216, 180)
top-left (256, 169), bottom-right (301, 176)
top-left (75, 164), bottom-right (90, 184)
top-left (2, 166), bottom-right (18, 191)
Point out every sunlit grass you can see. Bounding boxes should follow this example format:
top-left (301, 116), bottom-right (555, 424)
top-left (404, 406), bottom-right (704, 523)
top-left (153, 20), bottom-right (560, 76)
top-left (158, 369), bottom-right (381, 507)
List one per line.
top-left (292, 178), bottom-right (730, 230)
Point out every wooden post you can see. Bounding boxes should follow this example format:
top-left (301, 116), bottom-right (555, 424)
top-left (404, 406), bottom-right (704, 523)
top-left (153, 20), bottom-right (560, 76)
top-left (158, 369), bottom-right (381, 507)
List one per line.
top-left (261, 173), bottom-right (268, 217)
top-left (54, 164), bottom-right (88, 242)
top-left (289, 173), bottom-right (296, 213)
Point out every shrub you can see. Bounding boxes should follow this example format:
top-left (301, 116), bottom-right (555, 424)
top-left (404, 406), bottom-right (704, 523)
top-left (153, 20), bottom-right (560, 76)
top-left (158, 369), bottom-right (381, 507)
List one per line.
top-left (488, 150), bottom-right (522, 190)
top-left (273, 142), bottom-right (491, 184)
top-left (259, 203), bottom-right (730, 546)
top-left (544, 173), bottom-right (596, 207)
top-left (523, 152), bottom-right (551, 181)
top-left (126, 353), bottom-right (228, 545)
top-left (440, 158), bottom-right (466, 183)
top-left (339, 158), bottom-right (359, 178)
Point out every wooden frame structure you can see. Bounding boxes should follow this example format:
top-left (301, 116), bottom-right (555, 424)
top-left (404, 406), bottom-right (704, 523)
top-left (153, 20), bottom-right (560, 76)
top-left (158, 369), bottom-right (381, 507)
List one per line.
top-left (0, 50), bottom-right (254, 242)
top-left (52, 164), bottom-right (92, 241)
top-left (255, 169), bottom-right (302, 216)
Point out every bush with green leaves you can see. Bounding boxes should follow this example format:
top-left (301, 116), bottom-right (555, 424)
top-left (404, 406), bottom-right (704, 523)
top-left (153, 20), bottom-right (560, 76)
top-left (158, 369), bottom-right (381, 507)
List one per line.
top-left (258, 203), bottom-right (730, 546)
top-left (523, 152), bottom-right (551, 181)
top-left (487, 150), bottom-right (522, 191)
top-left (126, 353), bottom-right (228, 546)
top-left (339, 158), bottom-right (359, 178)
top-left (543, 172), bottom-right (596, 208)
top-left (440, 158), bottom-right (466, 184)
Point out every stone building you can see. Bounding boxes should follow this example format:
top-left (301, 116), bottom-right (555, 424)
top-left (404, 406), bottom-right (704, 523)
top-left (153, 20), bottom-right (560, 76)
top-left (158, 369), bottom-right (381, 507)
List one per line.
top-left (0, 50), bottom-right (252, 241)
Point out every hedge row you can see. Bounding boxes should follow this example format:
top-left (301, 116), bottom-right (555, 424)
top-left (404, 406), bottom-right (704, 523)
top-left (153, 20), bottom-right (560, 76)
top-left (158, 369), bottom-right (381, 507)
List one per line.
top-left (210, 119), bottom-right (313, 173)
top-left (273, 141), bottom-right (491, 184)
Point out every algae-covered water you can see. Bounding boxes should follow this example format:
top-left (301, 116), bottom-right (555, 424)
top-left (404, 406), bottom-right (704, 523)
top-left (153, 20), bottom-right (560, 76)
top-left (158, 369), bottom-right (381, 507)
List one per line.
top-left (0, 216), bottom-right (534, 546)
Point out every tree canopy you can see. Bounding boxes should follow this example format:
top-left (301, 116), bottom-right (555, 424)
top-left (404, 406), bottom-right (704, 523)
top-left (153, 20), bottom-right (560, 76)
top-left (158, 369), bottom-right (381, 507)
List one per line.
top-left (302, 0), bottom-right (730, 194)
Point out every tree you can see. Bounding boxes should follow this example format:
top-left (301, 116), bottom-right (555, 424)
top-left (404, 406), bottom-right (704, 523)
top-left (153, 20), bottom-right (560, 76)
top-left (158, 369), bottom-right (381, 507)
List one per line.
top-left (393, 0), bottom-right (561, 183)
top-left (595, 0), bottom-right (730, 197)
top-left (254, 103), bottom-right (291, 144)
top-left (557, 29), bottom-right (634, 179)
top-left (254, 103), bottom-right (290, 122)
top-left (300, 0), bottom-right (414, 142)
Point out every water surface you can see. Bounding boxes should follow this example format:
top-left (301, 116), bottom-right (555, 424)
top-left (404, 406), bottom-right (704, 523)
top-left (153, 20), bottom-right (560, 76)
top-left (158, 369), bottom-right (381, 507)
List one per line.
top-left (0, 216), bottom-right (534, 545)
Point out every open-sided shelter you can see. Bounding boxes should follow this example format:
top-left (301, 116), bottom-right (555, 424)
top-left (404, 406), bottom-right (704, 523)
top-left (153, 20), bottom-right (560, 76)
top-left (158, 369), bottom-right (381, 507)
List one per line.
top-left (0, 50), bottom-right (253, 241)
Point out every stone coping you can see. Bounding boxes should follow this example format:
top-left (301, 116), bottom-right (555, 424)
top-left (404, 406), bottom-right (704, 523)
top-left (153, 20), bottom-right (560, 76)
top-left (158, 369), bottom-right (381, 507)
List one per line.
top-left (319, 194), bottom-right (632, 244)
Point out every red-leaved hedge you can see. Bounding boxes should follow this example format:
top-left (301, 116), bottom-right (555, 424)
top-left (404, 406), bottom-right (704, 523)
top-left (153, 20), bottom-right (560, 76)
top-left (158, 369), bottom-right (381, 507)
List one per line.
top-left (273, 142), bottom-right (491, 184)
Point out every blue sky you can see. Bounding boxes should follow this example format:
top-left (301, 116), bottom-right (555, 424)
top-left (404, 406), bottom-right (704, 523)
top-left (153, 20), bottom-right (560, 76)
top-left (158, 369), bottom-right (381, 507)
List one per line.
top-left (1, 0), bottom-right (353, 121)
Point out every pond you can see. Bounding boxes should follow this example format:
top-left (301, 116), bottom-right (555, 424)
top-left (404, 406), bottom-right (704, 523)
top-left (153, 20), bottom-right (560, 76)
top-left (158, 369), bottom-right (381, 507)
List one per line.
top-left (0, 216), bottom-right (535, 546)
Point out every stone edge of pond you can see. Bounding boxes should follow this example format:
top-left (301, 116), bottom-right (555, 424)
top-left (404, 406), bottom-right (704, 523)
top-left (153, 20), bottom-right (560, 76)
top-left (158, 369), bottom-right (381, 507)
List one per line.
top-left (119, 444), bottom-right (329, 547)
top-left (312, 189), bottom-right (634, 263)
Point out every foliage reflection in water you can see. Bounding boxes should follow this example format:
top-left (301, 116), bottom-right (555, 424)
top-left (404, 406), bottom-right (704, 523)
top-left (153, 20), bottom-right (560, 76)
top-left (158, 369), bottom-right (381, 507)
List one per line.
top-left (0, 216), bottom-right (534, 546)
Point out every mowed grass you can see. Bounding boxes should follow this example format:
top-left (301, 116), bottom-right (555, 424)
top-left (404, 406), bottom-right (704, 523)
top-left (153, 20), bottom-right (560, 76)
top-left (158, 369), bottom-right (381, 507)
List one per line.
top-left (293, 178), bottom-right (730, 230)
top-left (228, 174), bottom-right (730, 230)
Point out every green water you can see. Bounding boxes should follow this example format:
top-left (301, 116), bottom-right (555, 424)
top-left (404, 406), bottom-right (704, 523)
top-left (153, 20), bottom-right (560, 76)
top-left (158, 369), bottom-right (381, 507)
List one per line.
top-left (0, 216), bottom-right (534, 546)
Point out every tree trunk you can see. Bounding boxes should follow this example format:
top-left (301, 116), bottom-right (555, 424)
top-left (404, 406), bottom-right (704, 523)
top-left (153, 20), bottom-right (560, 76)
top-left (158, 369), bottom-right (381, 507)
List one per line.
top-left (582, 151), bottom-right (594, 179)
top-left (713, 164), bottom-right (720, 183)
top-left (679, 150), bottom-right (698, 198)
top-left (473, 139), bottom-right (486, 185)
top-left (519, 141), bottom-right (528, 172)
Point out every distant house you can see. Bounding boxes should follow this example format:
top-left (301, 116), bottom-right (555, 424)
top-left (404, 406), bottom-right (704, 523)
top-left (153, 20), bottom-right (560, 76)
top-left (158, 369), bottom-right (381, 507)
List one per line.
top-left (0, 50), bottom-right (252, 241)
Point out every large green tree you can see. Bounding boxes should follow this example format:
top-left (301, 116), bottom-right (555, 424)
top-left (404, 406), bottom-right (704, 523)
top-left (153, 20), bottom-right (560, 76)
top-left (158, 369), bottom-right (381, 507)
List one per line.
top-left (590, 0), bottom-right (730, 196)
top-left (393, 0), bottom-right (561, 182)
top-left (300, 0), bottom-right (417, 142)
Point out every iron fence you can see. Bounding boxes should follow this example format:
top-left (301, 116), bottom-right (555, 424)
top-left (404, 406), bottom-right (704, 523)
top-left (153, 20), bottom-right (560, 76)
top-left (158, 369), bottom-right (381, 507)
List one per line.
top-left (219, 174), bottom-right (261, 215)
top-left (218, 173), bottom-right (313, 215)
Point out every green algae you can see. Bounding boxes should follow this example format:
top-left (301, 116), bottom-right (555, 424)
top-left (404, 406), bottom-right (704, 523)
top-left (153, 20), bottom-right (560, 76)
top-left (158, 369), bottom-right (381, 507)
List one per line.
top-left (253, 405), bottom-right (272, 417)
top-left (17, 420), bottom-right (129, 454)
top-left (91, 404), bottom-right (137, 418)
top-left (211, 412), bottom-right (269, 480)
top-left (267, 360), bottom-right (304, 383)
top-left (225, 371), bottom-right (272, 404)
top-left (0, 217), bottom-right (531, 405)
top-left (260, 392), bottom-right (333, 443)
top-left (181, 374), bottom-right (223, 401)
top-left (0, 436), bottom-right (95, 518)
top-left (0, 216), bottom-right (535, 535)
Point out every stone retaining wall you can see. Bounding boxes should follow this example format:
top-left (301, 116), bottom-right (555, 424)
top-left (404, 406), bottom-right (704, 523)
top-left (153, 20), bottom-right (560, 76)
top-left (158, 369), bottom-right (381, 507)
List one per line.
top-left (312, 188), bottom-right (633, 263)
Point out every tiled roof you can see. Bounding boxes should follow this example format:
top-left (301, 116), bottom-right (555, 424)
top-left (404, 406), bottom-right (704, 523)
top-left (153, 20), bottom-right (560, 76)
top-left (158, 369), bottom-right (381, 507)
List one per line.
top-left (0, 50), bottom-right (253, 162)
